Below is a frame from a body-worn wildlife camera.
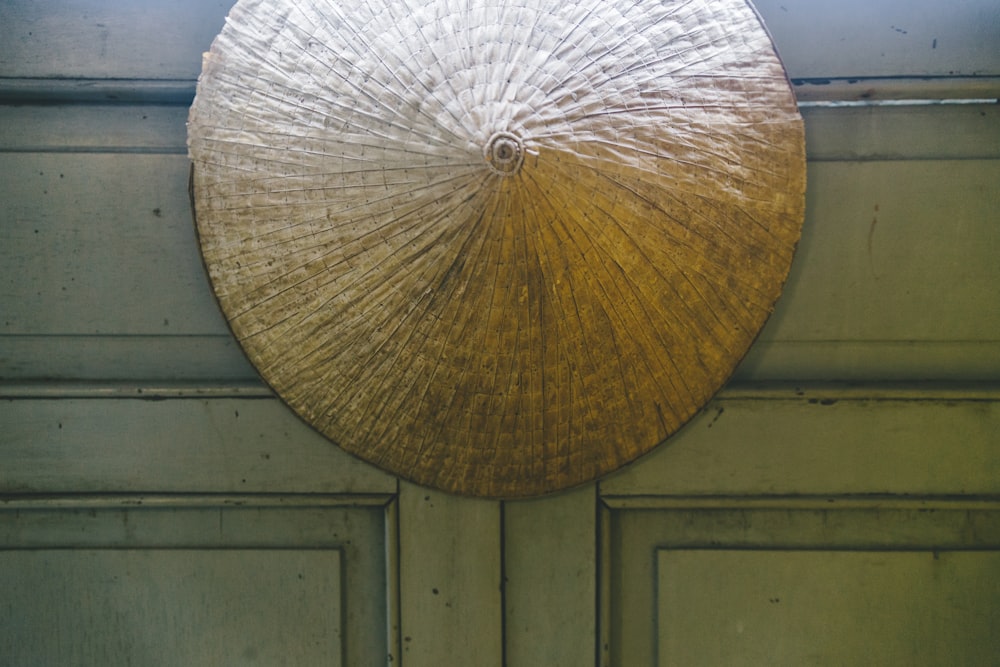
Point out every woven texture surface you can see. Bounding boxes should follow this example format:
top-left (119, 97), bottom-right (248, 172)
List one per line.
top-left (188, 0), bottom-right (805, 497)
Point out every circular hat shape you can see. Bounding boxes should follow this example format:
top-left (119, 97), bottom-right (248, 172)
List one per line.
top-left (188, 0), bottom-right (805, 497)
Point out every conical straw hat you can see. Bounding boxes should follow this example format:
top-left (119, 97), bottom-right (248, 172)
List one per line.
top-left (188, 0), bottom-right (805, 497)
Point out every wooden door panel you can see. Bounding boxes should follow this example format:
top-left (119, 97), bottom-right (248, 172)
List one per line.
top-left (397, 484), bottom-right (503, 667)
top-left (0, 396), bottom-right (396, 495)
top-left (602, 392), bottom-right (1000, 497)
top-left (0, 499), bottom-right (391, 666)
top-left (657, 549), bottom-right (1000, 666)
top-left (4, 155), bottom-right (997, 384)
top-left (4, 1), bottom-right (998, 82)
top-left (504, 484), bottom-right (598, 667)
top-left (1, 549), bottom-right (344, 666)
top-left (1, 3), bottom-right (998, 665)
top-left (3, 105), bottom-right (997, 385)
top-left (605, 502), bottom-right (1000, 666)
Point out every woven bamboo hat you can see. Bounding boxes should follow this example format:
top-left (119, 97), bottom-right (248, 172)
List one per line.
top-left (188, 0), bottom-right (805, 497)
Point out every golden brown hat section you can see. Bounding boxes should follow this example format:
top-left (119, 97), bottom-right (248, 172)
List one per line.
top-left (188, 0), bottom-right (805, 497)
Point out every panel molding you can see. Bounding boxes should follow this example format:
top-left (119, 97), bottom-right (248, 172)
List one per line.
top-left (600, 501), bottom-right (1000, 666)
top-left (602, 494), bottom-right (1000, 512)
top-left (0, 493), bottom-right (396, 510)
top-left (0, 380), bottom-right (271, 399)
top-left (0, 497), bottom-right (392, 666)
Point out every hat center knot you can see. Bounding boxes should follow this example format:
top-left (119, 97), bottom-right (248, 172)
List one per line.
top-left (484, 131), bottom-right (524, 177)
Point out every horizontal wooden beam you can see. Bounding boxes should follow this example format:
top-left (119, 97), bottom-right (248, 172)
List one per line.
top-left (0, 380), bottom-right (272, 399)
top-left (794, 75), bottom-right (1000, 102)
top-left (0, 493), bottom-right (395, 509)
top-left (2, 76), bottom-right (997, 106)
top-left (3, 380), bottom-right (997, 401)
top-left (601, 494), bottom-right (1000, 511)
top-left (0, 77), bottom-right (196, 105)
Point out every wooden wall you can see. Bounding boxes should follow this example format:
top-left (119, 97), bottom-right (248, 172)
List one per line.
top-left (1, 1), bottom-right (998, 664)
